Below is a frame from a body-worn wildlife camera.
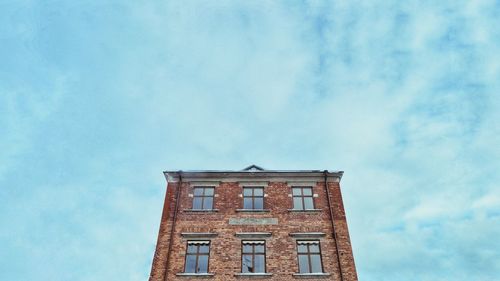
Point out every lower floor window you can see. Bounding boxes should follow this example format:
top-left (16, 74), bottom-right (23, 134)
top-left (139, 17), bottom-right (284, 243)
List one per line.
top-left (242, 241), bottom-right (266, 273)
top-left (184, 241), bottom-right (210, 273)
top-left (297, 241), bottom-right (323, 273)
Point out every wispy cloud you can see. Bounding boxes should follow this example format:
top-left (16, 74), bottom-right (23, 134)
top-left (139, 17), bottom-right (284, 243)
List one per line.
top-left (1, 1), bottom-right (499, 281)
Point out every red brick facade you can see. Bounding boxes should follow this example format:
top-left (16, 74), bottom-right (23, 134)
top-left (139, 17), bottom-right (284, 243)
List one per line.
top-left (149, 168), bottom-right (358, 281)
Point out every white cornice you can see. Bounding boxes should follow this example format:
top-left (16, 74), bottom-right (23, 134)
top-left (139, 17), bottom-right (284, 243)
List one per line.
top-left (164, 171), bottom-right (343, 183)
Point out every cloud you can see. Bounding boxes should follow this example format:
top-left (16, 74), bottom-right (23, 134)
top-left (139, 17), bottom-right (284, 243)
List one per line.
top-left (0, 1), bottom-right (499, 281)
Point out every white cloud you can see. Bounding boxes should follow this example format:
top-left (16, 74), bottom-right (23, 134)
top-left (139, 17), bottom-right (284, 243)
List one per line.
top-left (0, 1), bottom-right (499, 281)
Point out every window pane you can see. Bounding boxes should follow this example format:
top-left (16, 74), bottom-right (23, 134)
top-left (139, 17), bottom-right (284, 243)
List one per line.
top-left (293, 197), bottom-right (303, 210)
top-left (254, 255), bottom-right (265, 273)
top-left (254, 198), bottom-right (263, 209)
top-left (193, 197), bottom-right (202, 209)
top-left (197, 255), bottom-right (209, 273)
top-left (298, 255), bottom-right (309, 273)
top-left (203, 197), bottom-right (213, 209)
top-left (243, 188), bottom-right (253, 196)
top-left (198, 244), bottom-right (210, 254)
top-left (310, 254), bottom-right (322, 273)
top-left (302, 188), bottom-right (312, 196)
top-left (254, 244), bottom-right (265, 253)
top-left (253, 188), bottom-right (263, 196)
top-left (309, 243), bottom-right (320, 253)
top-left (242, 244), bottom-right (253, 253)
top-left (297, 244), bottom-right (308, 253)
top-left (243, 198), bottom-right (253, 209)
top-left (242, 255), bottom-right (253, 273)
top-left (204, 187), bottom-right (214, 196)
top-left (193, 188), bottom-right (204, 196)
top-left (187, 244), bottom-right (198, 253)
top-left (304, 197), bottom-right (314, 209)
top-left (185, 255), bottom-right (197, 273)
top-left (292, 188), bottom-right (302, 196)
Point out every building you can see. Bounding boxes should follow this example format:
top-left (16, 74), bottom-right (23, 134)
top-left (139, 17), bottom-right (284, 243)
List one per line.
top-left (149, 165), bottom-right (358, 281)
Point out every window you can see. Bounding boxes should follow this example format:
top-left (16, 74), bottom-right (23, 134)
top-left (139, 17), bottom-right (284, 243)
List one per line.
top-left (242, 241), bottom-right (266, 273)
top-left (192, 187), bottom-right (214, 210)
top-left (184, 241), bottom-right (210, 273)
top-left (292, 187), bottom-right (314, 210)
top-left (243, 187), bottom-right (264, 209)
top-left (296, 241), bottom-right (323, 273)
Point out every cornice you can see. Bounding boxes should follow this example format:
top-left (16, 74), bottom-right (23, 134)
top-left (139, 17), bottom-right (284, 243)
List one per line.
top-left (164, 170), bottom-right (343, 183)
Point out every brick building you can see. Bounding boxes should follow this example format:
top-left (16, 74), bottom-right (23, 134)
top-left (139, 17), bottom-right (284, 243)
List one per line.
top-left (149, 165), bottom-right (358, 281)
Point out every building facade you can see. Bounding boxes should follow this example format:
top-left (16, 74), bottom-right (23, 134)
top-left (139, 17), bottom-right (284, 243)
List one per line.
top-left (149, 165), bottom-right (358, 281)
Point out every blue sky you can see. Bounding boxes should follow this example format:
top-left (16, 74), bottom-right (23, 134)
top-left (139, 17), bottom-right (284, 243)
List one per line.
top-left (1, 1), bottom-right (499, 280)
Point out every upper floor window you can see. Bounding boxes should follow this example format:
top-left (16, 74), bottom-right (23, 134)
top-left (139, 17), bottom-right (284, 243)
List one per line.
top-left (184, 241), bottom-right (210, 273)
top-left (297, 241), bottom-right (323, 273)
top-left (243, 187), bottom-right (264, 210)
top-left (292, 187), bottom-right (314, 210)
top-left (193, 187), bottom-right (214, 210)
top-left (242, 241), bottom-right (266, 273)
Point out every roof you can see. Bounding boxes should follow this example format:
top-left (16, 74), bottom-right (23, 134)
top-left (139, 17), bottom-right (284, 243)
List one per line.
top-left (163, 165), bottom-right (344, 183)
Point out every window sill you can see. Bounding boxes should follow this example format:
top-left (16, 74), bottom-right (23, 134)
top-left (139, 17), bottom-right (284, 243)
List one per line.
top-left (236, 209), bottom-right (270, 213)
top-left (287, 209), bottom-right (322, 213)
top-left (183, 209), bottom-right (219, 213)
top-left (234, 273), bottom-right (273, 278)
top-left (292, 273), bottom-right (331, 278)
top-left (176, 273), bottom-right (215, 278)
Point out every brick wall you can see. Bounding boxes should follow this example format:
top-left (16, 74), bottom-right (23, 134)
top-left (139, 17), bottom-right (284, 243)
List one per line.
top-left (149, 181), bottom-right (358, 281)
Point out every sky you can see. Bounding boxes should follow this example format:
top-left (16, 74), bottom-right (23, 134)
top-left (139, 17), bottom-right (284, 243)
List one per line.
top-left (0, 1), bottom-right (499, 280)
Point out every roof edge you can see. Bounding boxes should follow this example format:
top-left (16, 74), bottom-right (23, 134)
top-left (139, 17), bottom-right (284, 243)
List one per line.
top-left (163, 170), bottom-right (344, 183)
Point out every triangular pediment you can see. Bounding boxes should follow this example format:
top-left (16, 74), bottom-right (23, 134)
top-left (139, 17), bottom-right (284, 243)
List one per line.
top-left (242, 165), bottom-right (265, 172)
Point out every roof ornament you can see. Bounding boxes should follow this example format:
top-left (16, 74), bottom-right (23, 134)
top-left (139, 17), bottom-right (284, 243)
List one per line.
top-left (242, 165), bottom-right (265, 172)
